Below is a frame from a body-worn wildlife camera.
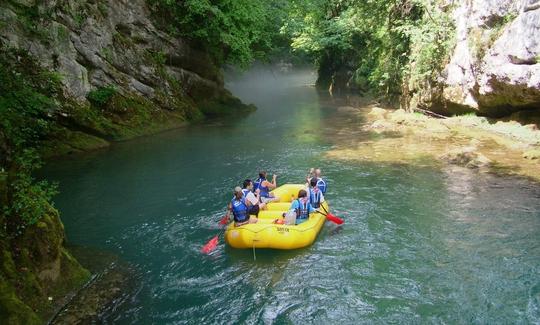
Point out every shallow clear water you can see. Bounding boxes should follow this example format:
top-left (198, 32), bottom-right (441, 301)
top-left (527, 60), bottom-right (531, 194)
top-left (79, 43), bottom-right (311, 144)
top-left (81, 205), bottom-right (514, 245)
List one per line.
top-left (43, 68), bottom-right (540, 324)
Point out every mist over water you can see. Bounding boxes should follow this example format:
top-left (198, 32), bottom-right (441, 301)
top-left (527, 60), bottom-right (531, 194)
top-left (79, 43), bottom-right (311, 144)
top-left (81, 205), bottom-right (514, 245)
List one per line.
top-left (43, 67), bottom-right (540, 323)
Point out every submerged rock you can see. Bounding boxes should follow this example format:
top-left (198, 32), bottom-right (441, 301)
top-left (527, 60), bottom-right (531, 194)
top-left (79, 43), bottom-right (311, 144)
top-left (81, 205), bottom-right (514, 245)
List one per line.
top-left (50, 254), bottom-right (136, 325)
top-left (440, 146), bottom-right (492, 168)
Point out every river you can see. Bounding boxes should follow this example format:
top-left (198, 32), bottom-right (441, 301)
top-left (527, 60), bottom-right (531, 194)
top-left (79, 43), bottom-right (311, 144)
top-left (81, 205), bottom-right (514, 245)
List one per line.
top-left (42, 67), bottom-right (540, 324)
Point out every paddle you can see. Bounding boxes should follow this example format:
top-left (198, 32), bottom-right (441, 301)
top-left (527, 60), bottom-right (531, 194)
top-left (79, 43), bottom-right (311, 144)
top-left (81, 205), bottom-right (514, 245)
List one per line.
top-left (201, 216), bottom-right (229, 254)
top-left (218, 215), bottom-right (229, 225)
top-left (319, 204), bottom-right (344, 225)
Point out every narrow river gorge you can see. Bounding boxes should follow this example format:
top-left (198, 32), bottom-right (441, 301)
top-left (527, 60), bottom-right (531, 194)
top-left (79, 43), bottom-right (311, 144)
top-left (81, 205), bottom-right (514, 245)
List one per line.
top-left (42, 68), bottom-right (540, 323)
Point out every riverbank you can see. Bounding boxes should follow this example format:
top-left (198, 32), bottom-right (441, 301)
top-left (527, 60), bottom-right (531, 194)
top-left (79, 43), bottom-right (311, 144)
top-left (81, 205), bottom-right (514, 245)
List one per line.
top-left (40, 94), bottom-right (255, 159)
top-left (0, 208), bottom-right (90, 324)
top-left (327, 104), bottom-right (540, 181)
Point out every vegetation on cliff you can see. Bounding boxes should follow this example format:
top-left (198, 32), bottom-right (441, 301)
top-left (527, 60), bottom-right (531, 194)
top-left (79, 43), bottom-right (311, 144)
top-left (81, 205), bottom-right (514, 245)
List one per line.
top-left (0, 0), bottom-right (282, 320)
top-left (0, 46), bottom-right (90, 324)
top-left (147, 0), bottom-right (290, 67)
top-left (281, 0), bottom-right (455, 103)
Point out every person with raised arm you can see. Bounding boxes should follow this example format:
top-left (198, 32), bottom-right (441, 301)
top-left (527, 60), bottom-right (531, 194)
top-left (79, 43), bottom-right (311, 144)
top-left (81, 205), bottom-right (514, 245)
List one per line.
top-left (253, 171), bottom-right (279, 203)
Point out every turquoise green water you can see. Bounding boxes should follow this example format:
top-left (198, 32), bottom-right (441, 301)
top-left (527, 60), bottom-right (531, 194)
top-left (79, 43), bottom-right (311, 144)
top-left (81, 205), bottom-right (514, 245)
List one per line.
top-left (43, 68), bottom-right (540, 323)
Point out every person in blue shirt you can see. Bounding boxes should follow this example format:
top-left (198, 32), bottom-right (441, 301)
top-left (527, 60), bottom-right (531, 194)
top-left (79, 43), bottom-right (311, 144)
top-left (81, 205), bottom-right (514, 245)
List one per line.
top-left (308, 177), bottom-right (325, 209)
top-left (289, 189), bottom-right (317, 225)
top-left (241, 179), bottom-right (265, 215)
top-left (226, 187), bottom-right (258, 226)
top-left (253, 171), bottom-right (279, 203)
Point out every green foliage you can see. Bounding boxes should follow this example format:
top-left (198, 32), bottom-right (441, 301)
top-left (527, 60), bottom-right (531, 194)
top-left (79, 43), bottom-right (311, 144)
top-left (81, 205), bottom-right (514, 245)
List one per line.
top-left (101, 47), bottom-right (113, 62)
top-left (87, 86), bottom-right (117, 108)
top-left (0, 47), bottom-right (60, 150)
top-left (8, 152), bottom-right (58, 229)
top-left (0, 46), bottom-right (60, 231)
top-left (147, 0), bottom-right (289, 67)
top-left (281, 0), bottom-right (455, 99)
top-left (404, 1), bottom-right (456, 87)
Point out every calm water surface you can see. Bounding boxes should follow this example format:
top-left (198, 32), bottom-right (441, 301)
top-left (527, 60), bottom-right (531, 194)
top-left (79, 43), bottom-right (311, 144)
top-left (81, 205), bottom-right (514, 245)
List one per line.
top-left (43, 68), bottom-right (540, 324)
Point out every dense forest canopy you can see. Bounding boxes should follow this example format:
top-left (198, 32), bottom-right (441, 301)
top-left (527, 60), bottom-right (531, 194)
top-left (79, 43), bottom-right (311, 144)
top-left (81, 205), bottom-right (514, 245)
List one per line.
top-left (147, 0), bottom-right (291, 67)
top-left (148, 0), bottom-right (454, 98)
top-left (282, 0), bottom-right (454, 98)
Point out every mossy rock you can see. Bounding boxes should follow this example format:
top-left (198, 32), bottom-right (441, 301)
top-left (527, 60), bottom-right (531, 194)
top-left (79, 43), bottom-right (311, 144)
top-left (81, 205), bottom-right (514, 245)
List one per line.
top-left (0, 207), bottom-right (90, 322)
top-left (198, 93), bottom-right (256, 118)
top-left (0, 280), bottom-right (41, 325)
top-left (41, 128), bottom-right (110, 158)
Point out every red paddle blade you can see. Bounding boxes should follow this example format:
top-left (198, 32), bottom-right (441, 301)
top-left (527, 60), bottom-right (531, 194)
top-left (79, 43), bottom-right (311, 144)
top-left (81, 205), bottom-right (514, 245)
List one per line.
top-left (326, 213), bottom-right (344, 225)
top-left (201, 235), bottom-right (219, 254)
top-left (218, 215), bottom-right (229, 225)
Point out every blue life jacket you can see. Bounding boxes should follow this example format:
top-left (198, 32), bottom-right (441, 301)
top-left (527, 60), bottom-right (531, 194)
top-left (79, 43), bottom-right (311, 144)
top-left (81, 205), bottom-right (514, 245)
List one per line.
top-left (309, 188), bottom-right (321, 208)
top-left (231, 198), bottom-right (249, 223)
top-left (295, 199), bottom-right (309, 220)
top-left (316, 178), bottom-right (327, 194)
top-left (255, 177), bottom-right (270, 198)
top-left (241, 188), bottom-right (250, 198)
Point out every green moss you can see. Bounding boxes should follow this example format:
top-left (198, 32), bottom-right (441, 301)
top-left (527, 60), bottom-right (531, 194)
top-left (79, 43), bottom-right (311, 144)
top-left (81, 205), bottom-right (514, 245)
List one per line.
top-left (101, 47), bottom-right (114, 62)
top-left (112, 31), bottom-right (133, 48)
top-left (199, 95), bottom-right (256, 118)
top-left (7, 2), bottom-right (50, 41)
top-left (1, 250), bottom-right (17, 280)
top-left (105, 92), bottom-right (190, 137)
top-left (58, 249), bottom-right (91, 292)
top-left (0, 281), bottom-right (41, 325)
top-left (41, 128), bottom-right (110, 158)
top-left (98, 3), bottom-right (108, 16)
top-left (87, 86), bottom-right (117, 107)
top-left (55, 24), bottom-right (70, 44)
top-left (0, 209), bottom-right (91, 321)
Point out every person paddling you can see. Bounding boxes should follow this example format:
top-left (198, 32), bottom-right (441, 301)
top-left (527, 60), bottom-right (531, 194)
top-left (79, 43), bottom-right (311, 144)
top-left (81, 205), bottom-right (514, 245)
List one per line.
top-left (226, 187), bottom-right (258, 226)
top-left (308, 177), bottom-right (325, 209)
top-left (242, 179), bottom-right (265, 215)
top-left (254, 171), bottom-right (279, 203)
top-left (290, 189), bottom-right (317, 225)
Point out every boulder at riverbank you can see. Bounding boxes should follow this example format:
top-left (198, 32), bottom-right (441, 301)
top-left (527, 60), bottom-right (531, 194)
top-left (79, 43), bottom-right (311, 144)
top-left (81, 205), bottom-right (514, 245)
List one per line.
top-left (434, 0), bottom-right (540, 117)
top-left (0, 207), bottom-right (90, 324)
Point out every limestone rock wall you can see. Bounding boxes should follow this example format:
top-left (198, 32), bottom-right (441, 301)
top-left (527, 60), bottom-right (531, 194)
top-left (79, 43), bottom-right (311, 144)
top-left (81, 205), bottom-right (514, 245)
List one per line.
top-left (0, 0), bottom-right (248, 152)
top-left (439, 0), bottom-right (540, 117)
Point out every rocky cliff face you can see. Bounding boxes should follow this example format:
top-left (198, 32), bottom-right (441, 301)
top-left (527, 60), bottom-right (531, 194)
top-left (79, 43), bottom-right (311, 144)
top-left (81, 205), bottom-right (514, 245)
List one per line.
top-left (0, 207), bottom-right (91, 324)
top-left (0, 0), bottom-right (252, 155)
top-left (433, 0), bottom-right (540, 117)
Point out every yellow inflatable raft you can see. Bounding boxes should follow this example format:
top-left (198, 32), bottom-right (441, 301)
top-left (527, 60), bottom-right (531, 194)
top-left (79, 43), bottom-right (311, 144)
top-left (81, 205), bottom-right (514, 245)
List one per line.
top-left (225, 184), bottom-right (328, 250)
